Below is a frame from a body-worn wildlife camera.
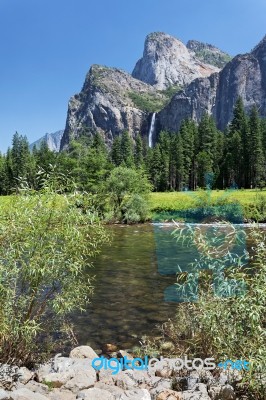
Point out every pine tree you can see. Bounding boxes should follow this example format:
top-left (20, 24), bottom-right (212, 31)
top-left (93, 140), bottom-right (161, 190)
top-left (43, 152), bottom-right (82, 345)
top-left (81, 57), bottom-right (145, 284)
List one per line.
top-left (170, 133), bottom-right (184, 190)
top-left (249, 106), bottom-right (265, 188)
top-left (196, 151), bottom-right (213, 188)
top-left (158, 131), bottom-right (171, 191)
top-left (229, 98), bottom-right (249, 187)
top-left (180, 120), bottom-right (196, 189)
top-left (92, 132), bottom-right (107, 153)
top-left (10, 133), bottom-right (33, 188)
top-left (120, 131), bottom-right (134, 167)
top-left (225, 131), bottom-right (242, 187)
top-left (149, 144), bottom-right (162, 191)
top-left (134, 134), bottom-right (144, 168)
top-left (111, 136), bottom-right (122, 166)
top-left (34, 141), bottom-right (56, 171)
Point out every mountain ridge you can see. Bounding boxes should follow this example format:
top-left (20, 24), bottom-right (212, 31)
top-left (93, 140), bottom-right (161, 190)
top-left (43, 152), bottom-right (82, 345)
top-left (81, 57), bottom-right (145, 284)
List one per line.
top-left (59, 31), bottom-right (266, 150)
top-left (30, 130), bottom-right (63, 152)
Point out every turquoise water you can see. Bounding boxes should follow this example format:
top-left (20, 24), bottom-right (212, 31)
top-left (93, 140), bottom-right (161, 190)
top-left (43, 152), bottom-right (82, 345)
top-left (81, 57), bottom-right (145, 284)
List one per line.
top-left (72, 223), bottom-right (257, 350)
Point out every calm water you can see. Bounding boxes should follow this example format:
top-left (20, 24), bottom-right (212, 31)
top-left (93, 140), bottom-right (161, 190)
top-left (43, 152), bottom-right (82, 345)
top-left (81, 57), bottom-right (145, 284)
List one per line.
top-left (73, 224), bottom-right (182, 350)
top-left (72, 223), bottom-right (262, 350)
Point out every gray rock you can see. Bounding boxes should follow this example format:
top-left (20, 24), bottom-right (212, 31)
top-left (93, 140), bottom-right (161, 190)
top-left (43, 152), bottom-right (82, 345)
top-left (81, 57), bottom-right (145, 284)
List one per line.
top-left (117, 351), bottom-right (134, 360)
top-left (39, 358), bottom-right (96, 393)
top-left (132, 32), bottom-right (219, 89)
top-left (218, 369), bottom-right (242, 385)
top-left (63, 367), bottom-right (96, 393)
top-left (187, 371), bottom-right (200, 390)
top-left (77, 387), bottom-right (115, 400)
top-left (158, 73), bottom-right (219, 132)
top-left (29, 130), bottom-right (63, 152)
top-left (97, 367), bottom-right (116, 385)
top-left (17, 369), bottom-right (34, 385)
top-left (60, 32), bottom-right (266, 151)
top-left (93, 382), bottom-right (125, 397)
top-left (156, 390), bottom-right (182, 400)
top-left (47, 389), bottom-right (77, 400)
top-left (159, 34), bottom-right (266, 132)
top-left (0, 389), bottom-right (10, 400)
top-left (0, 365), bottom-right (20, 390)
top-left (60, 65), bottom-right (163, 150)
top-left (69, 346), bottom-right (98, 359)
top-left (118, 389), bottom-right (151, 400)
top-left (208, 384), bottom-right (236, 400)
top-left (41, 372), bottom-right (74, 388)
top-left (24, 381), bottom-right (49, 396)
top-left (149, 378), bottom-right (172, 399)
top-left (187, 40), bottom-right (232, 69)
top-left (10, 387), bottom-right (50, 400)
top-left (115, 370), bottom-right (150, 390)
top-left (36, 362), bottom-right (53, 383)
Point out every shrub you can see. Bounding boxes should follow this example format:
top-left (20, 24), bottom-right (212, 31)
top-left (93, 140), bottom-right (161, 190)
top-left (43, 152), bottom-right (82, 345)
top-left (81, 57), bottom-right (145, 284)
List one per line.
top-left (142, 224), bottom-right (265, 398)
top-left (0, 178), bottom-right (108, 365)
top-left (103, 166), bottom-right (152, 222)
top-left (122, 194), bottom-right (150, 223)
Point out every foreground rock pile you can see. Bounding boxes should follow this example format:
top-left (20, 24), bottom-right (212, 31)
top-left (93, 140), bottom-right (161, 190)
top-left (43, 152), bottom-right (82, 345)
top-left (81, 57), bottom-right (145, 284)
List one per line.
top-left (0, 346), bottom-right (244, 400)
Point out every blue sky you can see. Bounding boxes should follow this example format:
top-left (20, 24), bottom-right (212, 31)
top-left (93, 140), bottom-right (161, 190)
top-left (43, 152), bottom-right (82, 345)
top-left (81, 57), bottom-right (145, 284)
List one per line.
top-left (1, 0), bottom-right (266, 152)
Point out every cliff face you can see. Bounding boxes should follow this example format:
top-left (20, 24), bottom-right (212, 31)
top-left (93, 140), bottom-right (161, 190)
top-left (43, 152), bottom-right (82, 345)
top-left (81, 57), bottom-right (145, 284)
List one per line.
top-left (159, 35), bottom-right (266, 132)
top-left (187, 40), bottom-right (232, 68)
top-left (61, 65), bottom-right (166, 149)
top-left (61, 32), bottom-right (266, 149)
top-left (158, 73), bottom-right (219, 132)
top-left (132, 32), bottom-right (219, 90)
top-left (30, 130), bottom-right (63, 152)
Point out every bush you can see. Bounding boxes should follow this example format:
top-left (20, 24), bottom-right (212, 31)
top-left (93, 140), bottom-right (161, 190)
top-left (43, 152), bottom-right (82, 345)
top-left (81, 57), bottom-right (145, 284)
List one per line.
top-left (142, 224), bottom-right (266, 398)
top-left (122, 194), bottom-right (150, 223)
top-left (245, 191), bottom-right (266, 222)
top-left (103, 166), bottom-right (152, 222)
top-left (0, 181), bottom-right (108, 365)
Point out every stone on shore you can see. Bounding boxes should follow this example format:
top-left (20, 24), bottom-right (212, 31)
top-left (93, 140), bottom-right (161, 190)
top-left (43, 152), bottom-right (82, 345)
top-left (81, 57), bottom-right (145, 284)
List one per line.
top-left (69, 346), bottom-right (98, 359)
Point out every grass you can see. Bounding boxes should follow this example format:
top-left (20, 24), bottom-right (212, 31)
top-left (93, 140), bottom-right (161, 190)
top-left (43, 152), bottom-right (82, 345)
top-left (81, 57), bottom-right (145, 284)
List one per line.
top-left (150, 189), bottom-right (266, 209)
top-left (149, 189), bottom-right (266, 222)
top-left (1, 189), bottom-right (266, 222)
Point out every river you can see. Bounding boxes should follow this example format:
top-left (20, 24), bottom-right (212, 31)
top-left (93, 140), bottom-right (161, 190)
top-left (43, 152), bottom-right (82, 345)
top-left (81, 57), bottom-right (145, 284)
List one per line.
top-left (72, 223), bottom-right (263, 351)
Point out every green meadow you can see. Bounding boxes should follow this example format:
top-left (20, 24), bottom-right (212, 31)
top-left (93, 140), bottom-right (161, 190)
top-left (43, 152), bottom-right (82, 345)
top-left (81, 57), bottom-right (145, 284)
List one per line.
top-left (149, 189), bottom-right (266, 222)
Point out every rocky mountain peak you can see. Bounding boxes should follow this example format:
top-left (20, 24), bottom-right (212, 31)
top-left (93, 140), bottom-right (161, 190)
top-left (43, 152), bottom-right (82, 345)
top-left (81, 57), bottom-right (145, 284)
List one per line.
top-left (187, 40), bottom-right (232, 68)
top-left (132, 32), bottom-right (219, 90)
top-left (159, 33), bottom-right (266, 132)
top-left (30, 130), bottom-right (63, 152)
top-left (60, 64), bottom-right (166, 150)
top-left (252, 34), bottom-right (266, 57)
top-left (61, 32), bottom-right (266, 151)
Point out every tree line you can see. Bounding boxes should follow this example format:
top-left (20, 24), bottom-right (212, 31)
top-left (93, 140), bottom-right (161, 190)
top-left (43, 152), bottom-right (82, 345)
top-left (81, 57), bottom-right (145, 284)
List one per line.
top-left (1, 98), bottom-right (266, 194)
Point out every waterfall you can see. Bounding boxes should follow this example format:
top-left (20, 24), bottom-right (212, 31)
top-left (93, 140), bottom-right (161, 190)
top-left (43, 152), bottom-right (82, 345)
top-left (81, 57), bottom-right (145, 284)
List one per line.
top-left (148, 113), bottom-right (156, 148)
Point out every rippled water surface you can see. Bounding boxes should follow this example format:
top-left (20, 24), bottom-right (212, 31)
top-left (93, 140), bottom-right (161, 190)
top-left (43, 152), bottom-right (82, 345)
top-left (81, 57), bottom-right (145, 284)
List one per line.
top-left (73, 224), bottom-right (182, 350)
top-left (72, 223), bottom-right (263, 350)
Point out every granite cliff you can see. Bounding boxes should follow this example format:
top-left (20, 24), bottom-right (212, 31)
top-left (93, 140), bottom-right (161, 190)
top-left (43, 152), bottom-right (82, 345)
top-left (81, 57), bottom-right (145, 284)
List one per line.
top-left (159, 34), bottom-right (266, 132)
top-left (132, 32), bottom-right (220, 89)
top-left (60, 32), bottom-right (266, 149)
top-left (61, 32), bottom-right (224, 149)
top-left (30, 130), bottom-right (63, 152)
top-left (60, 65), bottom-right (166, 149)
top-left (186, 40), bottom-right (232, 68)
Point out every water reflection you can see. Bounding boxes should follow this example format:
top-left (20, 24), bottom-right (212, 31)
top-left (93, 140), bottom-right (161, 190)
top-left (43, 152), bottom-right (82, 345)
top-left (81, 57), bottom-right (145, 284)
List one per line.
top-left (73, 224), bottom-right (179, 349)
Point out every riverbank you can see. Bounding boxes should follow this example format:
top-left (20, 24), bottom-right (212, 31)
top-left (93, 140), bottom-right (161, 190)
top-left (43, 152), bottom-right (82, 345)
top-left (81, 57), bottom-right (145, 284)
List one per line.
top-left (0, 346), bottom-right (252, 400)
